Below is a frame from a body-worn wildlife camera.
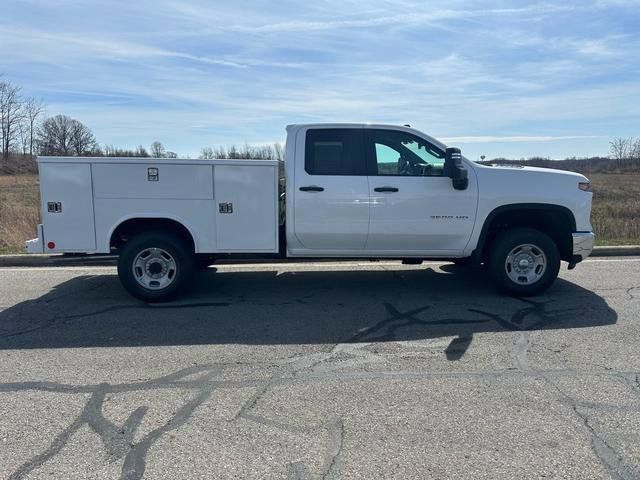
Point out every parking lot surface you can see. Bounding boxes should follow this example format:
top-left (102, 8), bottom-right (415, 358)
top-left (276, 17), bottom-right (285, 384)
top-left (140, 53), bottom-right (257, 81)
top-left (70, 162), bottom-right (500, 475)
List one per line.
top-left (0, 259), bottom-right (639, 479)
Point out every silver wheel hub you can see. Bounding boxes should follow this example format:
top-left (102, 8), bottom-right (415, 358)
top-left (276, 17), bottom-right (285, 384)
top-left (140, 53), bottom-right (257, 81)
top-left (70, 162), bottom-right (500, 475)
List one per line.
top-left (132, 248), bottom-right (177, 290)
top-left (505, 244), bottom-right (546, 285)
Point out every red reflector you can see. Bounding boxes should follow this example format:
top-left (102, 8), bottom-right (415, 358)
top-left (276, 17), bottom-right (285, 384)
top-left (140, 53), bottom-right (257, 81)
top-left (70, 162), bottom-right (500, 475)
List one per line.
top-left (47, 241), bottom-right (56, 250)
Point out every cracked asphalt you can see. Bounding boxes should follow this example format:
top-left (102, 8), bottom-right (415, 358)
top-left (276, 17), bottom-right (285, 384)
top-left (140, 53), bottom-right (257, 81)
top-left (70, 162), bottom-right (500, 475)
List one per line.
top-left (0, 258), bottom-right (638, 479)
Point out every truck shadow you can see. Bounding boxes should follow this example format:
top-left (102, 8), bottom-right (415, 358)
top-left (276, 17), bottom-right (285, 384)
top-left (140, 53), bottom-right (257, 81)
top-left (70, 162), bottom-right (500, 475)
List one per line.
top-left (0, 266), bottom-right (617, 359)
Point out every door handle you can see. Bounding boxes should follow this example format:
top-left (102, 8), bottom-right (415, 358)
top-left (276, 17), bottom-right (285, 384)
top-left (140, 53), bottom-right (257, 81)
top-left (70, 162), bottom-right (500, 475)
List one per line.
top-left (374, 187), bottom-right (399, 192)
top-left (299, 186), bottom-right (324, 192)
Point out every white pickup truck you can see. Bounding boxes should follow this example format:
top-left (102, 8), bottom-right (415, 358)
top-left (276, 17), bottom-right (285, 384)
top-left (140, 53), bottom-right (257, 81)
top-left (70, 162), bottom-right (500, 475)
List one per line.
top-left (26, 123), bottom-right (595, 301)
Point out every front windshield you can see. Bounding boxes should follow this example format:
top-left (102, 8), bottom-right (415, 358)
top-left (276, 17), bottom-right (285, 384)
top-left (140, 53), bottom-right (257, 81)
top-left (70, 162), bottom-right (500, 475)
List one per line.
top-left (401, 139), bottom-right (444, 164)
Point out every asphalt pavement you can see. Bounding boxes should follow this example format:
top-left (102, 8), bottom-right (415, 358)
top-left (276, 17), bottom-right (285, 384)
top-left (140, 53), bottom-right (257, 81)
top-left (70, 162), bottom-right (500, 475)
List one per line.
top-left (0, 259), bottom-right (639, 479)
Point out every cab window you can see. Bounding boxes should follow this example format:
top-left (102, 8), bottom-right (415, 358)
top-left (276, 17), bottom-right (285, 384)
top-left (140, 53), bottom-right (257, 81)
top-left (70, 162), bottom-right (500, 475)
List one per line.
top-left (367, 129), bottom-right (445, 176)
top-left (305, 129), bottom-right (365, 175)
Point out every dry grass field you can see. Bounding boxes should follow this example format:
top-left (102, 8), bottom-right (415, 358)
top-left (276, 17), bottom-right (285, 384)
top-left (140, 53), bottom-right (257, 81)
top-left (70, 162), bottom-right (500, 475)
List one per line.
top-left (0, 173), bottom-right (638, 254)
top-left (0, 175), bottom-right (40, 254)
top-left (589, 173), bottom-right (640, 245)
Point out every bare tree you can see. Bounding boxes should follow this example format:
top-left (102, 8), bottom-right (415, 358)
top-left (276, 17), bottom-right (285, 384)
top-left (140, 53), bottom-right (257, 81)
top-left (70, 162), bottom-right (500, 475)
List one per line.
top-left (17, 121), bottom-right (29, 154)
top-left (150, 141), bottom-right (166, 158)
top-left (0, 78), bottom-right (24, 161)
top-left (631, 138), bottom-right (640, 160)
top-left (37, 114), bottom-right (98, 156)
top-left (70, 118), bottom-right (99, 155)
top-left (214, 146), bottom-right (227, 158)
top-left (199, 147), bottom-right (215, 159)
top-left (23, 97), bottom-right (45, 156)
top-left (609, 137), bottom-right (631, 167)
top-left (273, 142), bottom-right (283, 161)
top-left (135, 145), bottom-right (150, 157)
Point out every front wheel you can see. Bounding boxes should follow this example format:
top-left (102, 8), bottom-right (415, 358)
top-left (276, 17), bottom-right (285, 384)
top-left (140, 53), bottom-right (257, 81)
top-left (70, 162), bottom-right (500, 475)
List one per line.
top-left (117, 231), bottom-right (194, 302)
top-left (489, 228), bottom-right (560, 296)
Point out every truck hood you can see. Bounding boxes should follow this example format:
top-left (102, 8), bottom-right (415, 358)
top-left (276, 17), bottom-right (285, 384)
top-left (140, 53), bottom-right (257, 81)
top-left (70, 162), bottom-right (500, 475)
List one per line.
top-left (477, 163), bottom-right (589, 182)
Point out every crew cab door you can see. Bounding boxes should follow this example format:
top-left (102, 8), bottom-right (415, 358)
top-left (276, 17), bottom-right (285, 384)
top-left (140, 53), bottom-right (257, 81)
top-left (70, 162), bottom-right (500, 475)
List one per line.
top-left (292, 127), bottom-right (369, 251)
top-left (364, 128), bottom-right (477, 254)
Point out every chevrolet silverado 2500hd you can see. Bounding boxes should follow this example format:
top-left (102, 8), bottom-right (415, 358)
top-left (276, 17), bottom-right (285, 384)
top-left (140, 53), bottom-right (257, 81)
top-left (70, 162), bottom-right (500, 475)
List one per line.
top-left (25, 123), bottom-right (595, 301)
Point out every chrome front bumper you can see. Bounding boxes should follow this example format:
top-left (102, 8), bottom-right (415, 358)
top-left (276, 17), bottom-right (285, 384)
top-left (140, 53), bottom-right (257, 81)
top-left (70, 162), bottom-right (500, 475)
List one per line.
top-left (572, 232), bottom-right (595, 259)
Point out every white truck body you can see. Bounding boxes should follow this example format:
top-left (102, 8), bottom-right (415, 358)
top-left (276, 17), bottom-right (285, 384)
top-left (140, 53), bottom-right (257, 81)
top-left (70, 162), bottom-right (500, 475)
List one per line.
top-left (28, 157), bottom-right (280, 255)
top-left (26, 123), bottom-right (595, 300)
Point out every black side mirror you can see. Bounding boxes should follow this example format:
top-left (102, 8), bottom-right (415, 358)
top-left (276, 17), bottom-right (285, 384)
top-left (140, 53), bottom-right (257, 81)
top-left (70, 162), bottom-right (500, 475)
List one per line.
top-left (444, 147), bottom-right (468, 190)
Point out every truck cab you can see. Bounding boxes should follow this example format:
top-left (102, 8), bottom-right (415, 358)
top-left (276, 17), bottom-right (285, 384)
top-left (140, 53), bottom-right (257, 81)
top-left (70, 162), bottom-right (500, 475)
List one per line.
top-left (26, 123), bottom-right (595, 302)
top-left (284, 124), bottom-right (477, 257)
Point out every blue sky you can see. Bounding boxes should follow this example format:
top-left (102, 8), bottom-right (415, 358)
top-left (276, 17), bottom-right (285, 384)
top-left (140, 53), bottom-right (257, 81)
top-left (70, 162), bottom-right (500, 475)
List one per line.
top-left (2, 0), bottom-right (639, 159)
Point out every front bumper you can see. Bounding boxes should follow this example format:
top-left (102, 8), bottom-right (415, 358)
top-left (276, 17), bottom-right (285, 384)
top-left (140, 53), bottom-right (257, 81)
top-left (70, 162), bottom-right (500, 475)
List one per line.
top-left (572, 232), bottom-right (595, 259)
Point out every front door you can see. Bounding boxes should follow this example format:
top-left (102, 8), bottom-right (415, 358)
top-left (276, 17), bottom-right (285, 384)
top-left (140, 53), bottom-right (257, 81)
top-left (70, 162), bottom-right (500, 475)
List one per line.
top-left (365, 128), bottom-right (477, 254)
top-left (293, 127), bottom-right (370, 251)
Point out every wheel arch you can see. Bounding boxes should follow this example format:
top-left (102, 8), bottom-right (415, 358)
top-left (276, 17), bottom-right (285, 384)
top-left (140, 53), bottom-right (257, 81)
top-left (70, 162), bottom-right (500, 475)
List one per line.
top-left (473, 203), bottom-right (576, 262)
top-left (109, 216), bottom-right (197, 254)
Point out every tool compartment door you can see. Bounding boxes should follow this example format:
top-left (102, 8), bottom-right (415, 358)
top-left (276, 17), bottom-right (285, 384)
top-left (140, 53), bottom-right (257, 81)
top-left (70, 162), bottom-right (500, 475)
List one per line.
top-left (39, 162), bottom-right (96, 251)
top-left (214, 163), bottom-right (278, 252)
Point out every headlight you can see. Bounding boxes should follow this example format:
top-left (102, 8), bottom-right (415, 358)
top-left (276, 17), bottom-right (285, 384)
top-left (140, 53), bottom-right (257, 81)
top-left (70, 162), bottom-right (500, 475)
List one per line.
top-left (578, 182), bottom-right (592, 192)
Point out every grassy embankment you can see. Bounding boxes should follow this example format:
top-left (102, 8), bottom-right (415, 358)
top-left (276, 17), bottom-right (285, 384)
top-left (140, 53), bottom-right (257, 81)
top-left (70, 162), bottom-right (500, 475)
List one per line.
top-left (0, 175), bottom-right (40, 254)
top-left (1, 173), bottom-right (638, 253)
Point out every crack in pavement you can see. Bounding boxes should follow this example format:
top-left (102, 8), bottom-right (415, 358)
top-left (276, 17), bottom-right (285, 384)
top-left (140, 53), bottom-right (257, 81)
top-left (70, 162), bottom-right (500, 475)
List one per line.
top-left (4, 365), bottom-right (234, 480)
top-left (322, 419), bottom-right (345, 480)
top-left (4, 363), bottom-right (640, 479)
top-left (541, 375), bottom-right (636, 480)
top-left (232, 364), bottom-right (348, 479)
top-left (5, 363), bottom-right (346, 479)
top-left (625, 286), bottom-right (640, 301)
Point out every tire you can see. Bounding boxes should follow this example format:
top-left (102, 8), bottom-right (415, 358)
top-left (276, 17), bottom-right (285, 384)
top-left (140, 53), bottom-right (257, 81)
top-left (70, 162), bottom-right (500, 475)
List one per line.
top-left (488, 227), bottom-right (560, 296)
top-left (117, 231), bottom-right (194, 302)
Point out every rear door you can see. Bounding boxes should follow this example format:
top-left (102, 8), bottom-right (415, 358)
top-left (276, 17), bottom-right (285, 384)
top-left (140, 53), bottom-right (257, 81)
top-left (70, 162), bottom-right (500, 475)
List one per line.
top-left (293, 128), bottom-right (369, 251)
top-left (365, 128), bottom-right (477, 254)
top-left (39, 162), bottom-right (96, 252)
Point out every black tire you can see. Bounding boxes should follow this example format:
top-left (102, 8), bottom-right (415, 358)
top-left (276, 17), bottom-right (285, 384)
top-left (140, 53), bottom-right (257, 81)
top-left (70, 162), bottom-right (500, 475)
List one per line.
top-left (488, 227), bottom-right (560, 296)
top-left (117, 231), bottom-right (194, 302)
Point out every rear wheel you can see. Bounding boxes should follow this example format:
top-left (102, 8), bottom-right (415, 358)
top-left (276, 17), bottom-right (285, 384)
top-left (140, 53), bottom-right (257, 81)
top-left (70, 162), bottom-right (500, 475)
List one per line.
top-left (489, 227), bottom-right (560, 296)
top-left (118, 231), bottom-right (194, 302)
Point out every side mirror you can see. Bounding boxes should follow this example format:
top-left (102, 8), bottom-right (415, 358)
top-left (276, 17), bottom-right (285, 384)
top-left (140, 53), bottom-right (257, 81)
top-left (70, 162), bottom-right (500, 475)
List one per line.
top-left (444, 147), bottom-right (468, 190)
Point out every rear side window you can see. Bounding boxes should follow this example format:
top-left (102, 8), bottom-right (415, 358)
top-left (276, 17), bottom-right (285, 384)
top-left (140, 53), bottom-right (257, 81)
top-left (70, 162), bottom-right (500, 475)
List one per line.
top-left (305, 129), bottom-right (364, 175)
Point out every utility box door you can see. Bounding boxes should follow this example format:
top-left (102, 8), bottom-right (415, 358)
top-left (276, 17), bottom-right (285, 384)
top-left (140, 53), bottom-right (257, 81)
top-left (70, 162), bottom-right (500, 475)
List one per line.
top-left (39, 162), bottom-right (96, 251)
top-left (214, 164), bottom-right (278, 252)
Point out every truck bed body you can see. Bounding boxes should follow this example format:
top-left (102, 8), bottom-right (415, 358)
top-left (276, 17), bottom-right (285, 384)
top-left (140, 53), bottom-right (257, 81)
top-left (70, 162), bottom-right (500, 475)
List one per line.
top-left (33, 157), bottom-right (280, 255)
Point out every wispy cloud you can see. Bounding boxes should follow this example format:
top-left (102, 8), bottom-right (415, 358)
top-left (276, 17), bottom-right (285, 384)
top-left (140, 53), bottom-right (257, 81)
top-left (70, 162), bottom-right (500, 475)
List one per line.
top-left (1, 0), bottom-right (638, 159)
